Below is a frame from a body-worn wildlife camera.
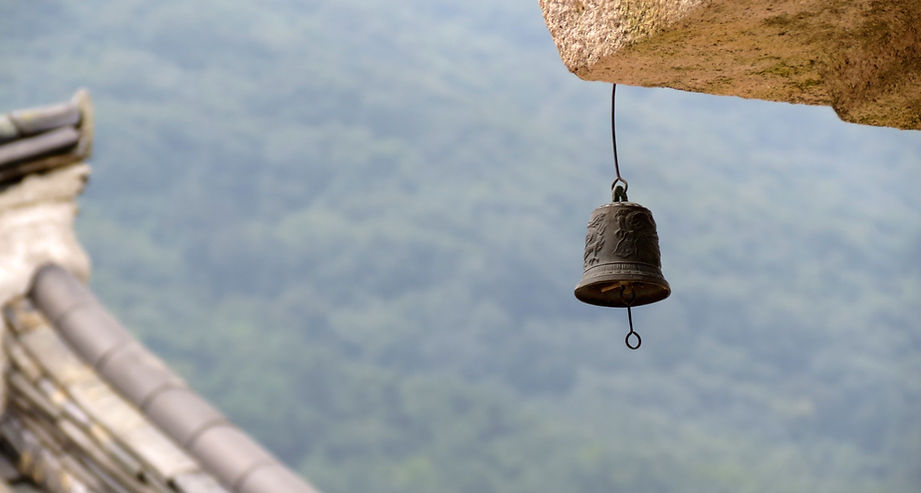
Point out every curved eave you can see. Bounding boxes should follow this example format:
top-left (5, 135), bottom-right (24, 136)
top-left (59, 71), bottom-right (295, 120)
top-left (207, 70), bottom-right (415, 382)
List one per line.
top-left (0, 264), bottom-right (319, 493)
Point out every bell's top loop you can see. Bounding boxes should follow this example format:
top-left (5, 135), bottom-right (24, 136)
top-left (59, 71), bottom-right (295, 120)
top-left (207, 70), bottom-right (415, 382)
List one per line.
top-left (611, 178), bottom-right (629, 202)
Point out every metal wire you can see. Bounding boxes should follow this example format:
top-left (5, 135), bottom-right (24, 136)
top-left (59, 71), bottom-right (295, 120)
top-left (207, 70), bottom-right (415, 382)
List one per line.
top-left (611, 84), bottom-right (628, 199)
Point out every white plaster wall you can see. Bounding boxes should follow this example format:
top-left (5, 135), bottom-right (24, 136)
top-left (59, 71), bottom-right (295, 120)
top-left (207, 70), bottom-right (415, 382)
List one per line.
top-left (0, 163), bottom-right (91, 306)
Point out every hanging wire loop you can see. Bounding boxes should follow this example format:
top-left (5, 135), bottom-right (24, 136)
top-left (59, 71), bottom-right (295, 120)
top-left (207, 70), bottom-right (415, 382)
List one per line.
top-left (610, 84), bottom-right (628, 201)
top-left (620, 286), bottom-right (641, 350)
top-left (625, 307), bottom-right (641, 349)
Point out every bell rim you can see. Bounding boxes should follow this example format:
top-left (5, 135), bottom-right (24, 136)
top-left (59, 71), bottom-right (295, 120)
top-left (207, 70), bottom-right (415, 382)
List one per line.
top-left (574, 279), bottom-right (671, 307)
top-left (574, 260), bottom-right (670, 307)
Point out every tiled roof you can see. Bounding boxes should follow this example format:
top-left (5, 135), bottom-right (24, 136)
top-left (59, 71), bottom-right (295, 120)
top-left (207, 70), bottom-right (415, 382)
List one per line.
top-left (2, 283), bottom-right (228, 492)
top-left (0, 94), bottom-right (320, 493)
top-left (0, 91), bottom-right (93, 186)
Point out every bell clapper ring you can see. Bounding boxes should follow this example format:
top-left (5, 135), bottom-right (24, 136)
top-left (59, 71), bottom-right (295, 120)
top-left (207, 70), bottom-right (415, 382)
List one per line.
top-left (625, 306), bottom-right (641, 350)
top-left (620, 286), bottom-right (641, 350)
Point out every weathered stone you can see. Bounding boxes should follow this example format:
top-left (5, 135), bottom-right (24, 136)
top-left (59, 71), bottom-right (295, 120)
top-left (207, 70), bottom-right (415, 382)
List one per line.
top-left (539, 0), bottom-right (921, 129)
top-left (0, 164), bottom-right (91, 307)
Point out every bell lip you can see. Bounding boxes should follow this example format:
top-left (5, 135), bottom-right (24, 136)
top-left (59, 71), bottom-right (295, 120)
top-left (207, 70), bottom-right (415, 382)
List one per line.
top-left (574, 279), bottom-right (671, 307)
top-left (574, 261), bottom-right (670, 307)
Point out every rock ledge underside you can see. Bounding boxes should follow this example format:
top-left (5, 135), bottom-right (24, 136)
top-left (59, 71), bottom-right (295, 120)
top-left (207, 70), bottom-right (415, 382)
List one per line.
top-left (539, 0), bottom-right (921, 129)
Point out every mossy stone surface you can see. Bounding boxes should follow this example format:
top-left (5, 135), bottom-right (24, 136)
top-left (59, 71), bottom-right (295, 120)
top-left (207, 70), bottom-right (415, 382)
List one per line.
top-left (540, 0), bottom-right (921, 129)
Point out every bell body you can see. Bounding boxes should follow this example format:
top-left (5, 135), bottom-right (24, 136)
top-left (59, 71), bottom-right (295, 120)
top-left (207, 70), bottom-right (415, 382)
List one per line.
top-left (575, 201), bottom-right (670, 307)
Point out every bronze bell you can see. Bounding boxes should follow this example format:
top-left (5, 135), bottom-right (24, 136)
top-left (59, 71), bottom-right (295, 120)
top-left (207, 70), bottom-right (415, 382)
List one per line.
top-left (575, 198), bottom-right (670, 308)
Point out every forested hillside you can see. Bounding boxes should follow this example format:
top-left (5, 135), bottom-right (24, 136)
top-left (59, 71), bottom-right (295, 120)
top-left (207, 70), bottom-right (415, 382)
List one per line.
top-left (2, 2), bottom-right (920, 492)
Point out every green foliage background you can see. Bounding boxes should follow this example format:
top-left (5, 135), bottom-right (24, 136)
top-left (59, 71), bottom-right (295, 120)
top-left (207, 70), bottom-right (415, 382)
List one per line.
top-left (2, 1), bottom-right (920, 492)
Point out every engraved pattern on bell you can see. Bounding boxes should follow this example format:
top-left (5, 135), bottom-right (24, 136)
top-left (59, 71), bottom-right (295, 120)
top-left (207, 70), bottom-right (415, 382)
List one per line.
top-left (575, 201), bottom-right (670, 308)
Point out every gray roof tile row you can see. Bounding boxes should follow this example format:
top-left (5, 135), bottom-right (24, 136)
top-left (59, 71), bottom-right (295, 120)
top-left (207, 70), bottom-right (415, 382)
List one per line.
top-left (0, 91), bottom-right (93, 186)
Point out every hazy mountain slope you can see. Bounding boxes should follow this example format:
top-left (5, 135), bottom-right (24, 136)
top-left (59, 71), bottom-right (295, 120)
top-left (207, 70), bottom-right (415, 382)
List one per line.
top-left (2, 1), bottom-right (920, 492)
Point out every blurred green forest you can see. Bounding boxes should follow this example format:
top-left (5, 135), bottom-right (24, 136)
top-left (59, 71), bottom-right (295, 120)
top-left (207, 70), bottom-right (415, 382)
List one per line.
top-left (2, 1), bottom-right (920, 492)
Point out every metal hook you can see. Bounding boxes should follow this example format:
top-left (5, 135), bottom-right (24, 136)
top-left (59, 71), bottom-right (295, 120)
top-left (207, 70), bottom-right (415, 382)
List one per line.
top-left (625, 306), bottom-right (641, 350)
top-left (620, 286), bottom-right (641, 350)
top-left (611, 179), bottom-right (629, 202)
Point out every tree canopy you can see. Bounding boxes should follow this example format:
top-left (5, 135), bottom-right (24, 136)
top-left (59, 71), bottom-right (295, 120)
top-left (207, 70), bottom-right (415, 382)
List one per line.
top-left (2, 1), bottom-right (920, 492)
